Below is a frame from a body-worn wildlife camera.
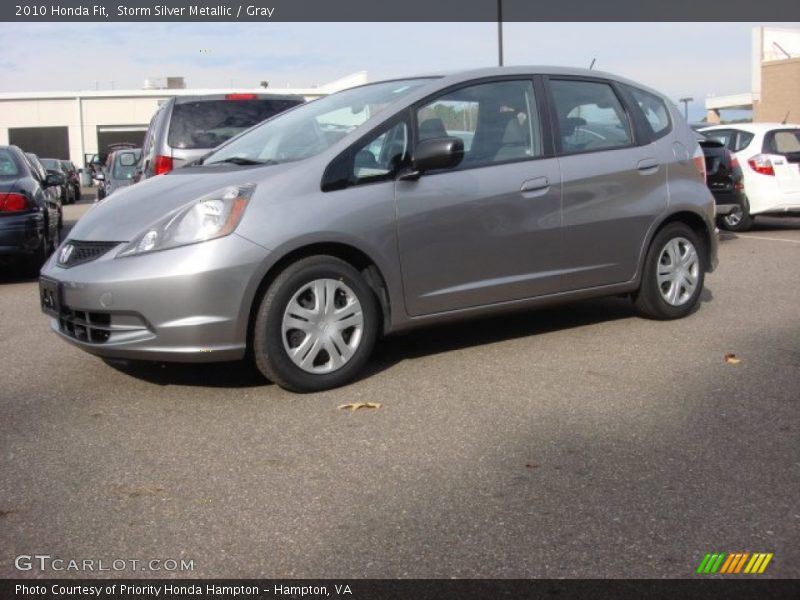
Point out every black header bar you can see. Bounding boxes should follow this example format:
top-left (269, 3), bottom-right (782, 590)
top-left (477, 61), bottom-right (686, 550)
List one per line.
top-left (2, 0), bottom-right (799, 22)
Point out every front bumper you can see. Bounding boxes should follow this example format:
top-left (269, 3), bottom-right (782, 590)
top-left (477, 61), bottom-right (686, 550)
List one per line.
top-left (39, 233), bottom-right (270, 362)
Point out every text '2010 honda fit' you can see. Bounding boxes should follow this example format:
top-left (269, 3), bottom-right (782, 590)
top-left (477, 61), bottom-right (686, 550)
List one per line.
top-left (39, 67), bottom-right (718, 392)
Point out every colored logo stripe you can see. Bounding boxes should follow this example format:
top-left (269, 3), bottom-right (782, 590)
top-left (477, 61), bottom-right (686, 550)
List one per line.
top-left (697, 552), bottom-right (773, 574)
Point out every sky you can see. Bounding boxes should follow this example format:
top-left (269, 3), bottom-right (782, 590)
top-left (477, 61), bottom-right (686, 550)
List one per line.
top-left (0, 21), bottom-right (798, 121)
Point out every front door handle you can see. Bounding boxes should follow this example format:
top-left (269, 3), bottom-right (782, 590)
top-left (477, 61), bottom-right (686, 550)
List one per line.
top-left (520, 176), bottom-right (550, 197)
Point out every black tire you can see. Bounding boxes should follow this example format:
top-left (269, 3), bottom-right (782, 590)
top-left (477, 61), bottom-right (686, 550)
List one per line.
top-left (96, 187), bottom-right (105, 201)
top-left (74, 186), bottom-right (81, 202)
top-left (634, 222), bottom-right (705, 320)
top-left (25, 225), bottom-right (50, 277)
top-left (717, 196), bottom-right (753, 232)
top-left (252, 256), bottom-right (380, 393)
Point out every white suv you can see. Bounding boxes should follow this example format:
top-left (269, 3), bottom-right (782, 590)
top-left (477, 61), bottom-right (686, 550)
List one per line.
top-left (700, 123), bottom-right (800, 231)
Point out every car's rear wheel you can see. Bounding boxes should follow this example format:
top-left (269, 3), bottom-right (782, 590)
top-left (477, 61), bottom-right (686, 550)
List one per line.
top-left (634, 222), bottom-right (705, 320)
top-left (25, 222), bottom-right (51, 276)
top-left (252, 256), bottom-right (380, 393)
top-left (718, 196), bottom-right (753, 232)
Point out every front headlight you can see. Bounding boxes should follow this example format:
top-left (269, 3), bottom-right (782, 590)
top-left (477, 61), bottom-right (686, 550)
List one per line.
top-left (117, 183), bottom-right (256, 257)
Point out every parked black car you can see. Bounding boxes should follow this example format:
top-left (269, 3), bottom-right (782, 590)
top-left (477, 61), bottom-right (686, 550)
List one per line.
top-left (61, 160), bottom-right (82, 202)
top-left (697, 134), bottom-right (746, 229)
top-left (0, 145), bottom-right (64, 273)
top-left (40, 158), bottom-right (76, 205)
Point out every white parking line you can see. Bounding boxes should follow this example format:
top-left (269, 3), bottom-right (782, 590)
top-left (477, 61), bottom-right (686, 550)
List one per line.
top-left (736, 234), bottom-right (800, 245)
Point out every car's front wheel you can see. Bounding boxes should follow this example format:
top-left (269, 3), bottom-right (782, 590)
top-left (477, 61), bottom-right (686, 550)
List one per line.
top-left (634, 222), bottom-right (705, 320)
top-left (718, 196), bottom-right (753, 232)
top-left (252, 256), bottom-right (380, 393)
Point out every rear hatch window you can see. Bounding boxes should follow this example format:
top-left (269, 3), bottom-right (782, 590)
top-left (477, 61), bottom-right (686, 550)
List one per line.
top-left (168, 97), bottom-right (303, 150)
top-left (764, 129), bottom-right (800, 163)
top-left (0, 149), bottom-right (21, 178)
top-left (112, 150), bottom-right (141, 180)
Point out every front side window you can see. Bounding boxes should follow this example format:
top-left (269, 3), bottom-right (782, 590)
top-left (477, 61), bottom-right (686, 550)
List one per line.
top-left (204, 79), bottom-right (433, 167)
top-left (550, 79), bottom-right (632, 154)
top-left (416, 79), bottom-right (542, 168)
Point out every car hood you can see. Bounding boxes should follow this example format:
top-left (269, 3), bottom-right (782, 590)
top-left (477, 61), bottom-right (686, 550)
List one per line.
top-left (68, 164), bottom-right (296, 242)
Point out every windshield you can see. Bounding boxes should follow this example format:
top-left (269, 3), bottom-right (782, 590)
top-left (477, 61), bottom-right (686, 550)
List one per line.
top-left (204, 79), bottom-right (434, 167)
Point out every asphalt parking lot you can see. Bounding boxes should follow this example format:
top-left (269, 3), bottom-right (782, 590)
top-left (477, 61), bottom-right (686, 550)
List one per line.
top-left (1, 193), bottom-right (798, 579)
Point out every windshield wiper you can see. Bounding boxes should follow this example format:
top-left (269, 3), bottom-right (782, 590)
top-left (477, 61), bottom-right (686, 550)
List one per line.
top-left (204, 157), bottom-right (278, 166)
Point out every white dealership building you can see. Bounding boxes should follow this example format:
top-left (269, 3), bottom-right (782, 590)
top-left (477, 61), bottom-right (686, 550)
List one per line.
top-left (0, 72), bottom-right (366, 166)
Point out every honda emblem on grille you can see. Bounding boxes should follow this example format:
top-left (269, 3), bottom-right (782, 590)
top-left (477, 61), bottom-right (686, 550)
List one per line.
top-left (59, 244), bottom-right (74, 265)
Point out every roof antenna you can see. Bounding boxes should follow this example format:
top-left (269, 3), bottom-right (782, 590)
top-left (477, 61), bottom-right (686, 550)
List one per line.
top-left (782, 110), bottom-right (790, 125)
top-left (589, 58), bottom-right (596, 70)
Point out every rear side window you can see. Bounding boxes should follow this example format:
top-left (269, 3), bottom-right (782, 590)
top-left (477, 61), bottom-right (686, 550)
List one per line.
top-left (0, 149), bottom-right (20, 177)
top-left (764, 129), bottom-right (800, 155)
top-left (733, 131), bottom-right (754, 152)
top-left (549, 79), bottom-right (632, 154)
top-left (168, 98), bottom-right (302, 150)
top-left (627, 86), bottom-right (671, 140)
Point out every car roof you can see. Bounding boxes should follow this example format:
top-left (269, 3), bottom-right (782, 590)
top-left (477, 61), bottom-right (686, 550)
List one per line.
top-left (701, 122), bottom-right (800, 133)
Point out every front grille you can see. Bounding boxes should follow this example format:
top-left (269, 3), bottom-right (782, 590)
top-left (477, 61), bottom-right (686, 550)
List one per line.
top-left (58, 241), bottom-right (121, 268)
top-left (59, 308), bottom-right (112, 343)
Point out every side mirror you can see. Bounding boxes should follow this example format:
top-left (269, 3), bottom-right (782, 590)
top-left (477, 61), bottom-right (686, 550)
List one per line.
top-left (411, 136), bottom-right (464, 174)
top-left (45, 171), bottom-right (66, 187)
top-left (93, 172), bottom-right (106, 181)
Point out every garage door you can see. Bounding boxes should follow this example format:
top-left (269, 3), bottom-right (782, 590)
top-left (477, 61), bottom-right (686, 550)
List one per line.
top-left (8, 126), bottom-right (70, 159)
top-left (96, 126), bottom-right (147, 161)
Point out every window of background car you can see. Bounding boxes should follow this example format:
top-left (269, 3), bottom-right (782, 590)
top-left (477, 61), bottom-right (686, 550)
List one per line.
top-left (168, 98), bottom-right (302, 150)
top-left (733, 131), bottom-right (754, 152)
top-left (204, 79), bottom-right (433, 167)
top-left (416, 79), bottom-right (542, 168)
top-left (113, 150), bottom-right (141, 180)
top-left (0, 149), bottom-right (21, 177)
top-left (550, 79), bottom-right (632, 154)
top-left (704, 129), bottom-right (734, 148)
top-left (765, 129), bottom-right (800, 155)
top-left (627, 85), bottom-right (671, 139)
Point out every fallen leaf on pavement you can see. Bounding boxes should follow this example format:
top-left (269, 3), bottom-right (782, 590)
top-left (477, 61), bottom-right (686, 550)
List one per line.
top-left (338, 402), bottom-right (382, 411)
top-left (724, 353), bottom-right (741, 364)
top-left (525, 462), bottom-right (539, 469)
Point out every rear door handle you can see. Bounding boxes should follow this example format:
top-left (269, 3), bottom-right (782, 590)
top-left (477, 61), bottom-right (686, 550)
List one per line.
top-left (520, 176), bottom-right (550, 197)
top-left (637, 158), bottom-right (660, 174)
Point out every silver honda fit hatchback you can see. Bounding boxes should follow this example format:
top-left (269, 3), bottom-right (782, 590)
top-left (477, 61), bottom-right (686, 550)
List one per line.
top-left (40, 67), bottom-right (717, 392)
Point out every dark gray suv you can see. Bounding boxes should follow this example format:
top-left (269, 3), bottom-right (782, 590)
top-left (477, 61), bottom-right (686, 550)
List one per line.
top-left (139, 93), bottom-right (305, 178)
top-left (41, 67), bottom-right (717, 392)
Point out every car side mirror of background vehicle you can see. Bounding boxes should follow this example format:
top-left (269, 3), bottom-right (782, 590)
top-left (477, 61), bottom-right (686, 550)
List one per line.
top-left (45, 171), bottom-right (66, 187)
top-left (406, 136), bottom-right (465, 178)
top-left (93, 172), bottom-right (105, 181)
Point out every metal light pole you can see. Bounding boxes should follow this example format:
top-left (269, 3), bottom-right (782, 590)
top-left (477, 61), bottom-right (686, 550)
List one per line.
top-left (497, 0), bottom-right (503, 66)
top-left (679, 97), bottom-right (693, 121)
